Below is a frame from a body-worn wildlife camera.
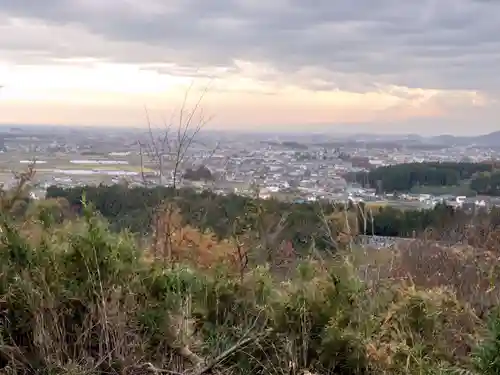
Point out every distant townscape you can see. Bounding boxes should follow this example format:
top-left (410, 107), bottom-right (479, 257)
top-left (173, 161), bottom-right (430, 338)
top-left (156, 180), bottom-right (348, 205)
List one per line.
top-left (2, 125), bottom-right (500, 212)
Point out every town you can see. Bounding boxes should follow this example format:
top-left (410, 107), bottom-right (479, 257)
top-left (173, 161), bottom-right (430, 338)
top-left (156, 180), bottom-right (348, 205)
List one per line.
top-left (3, 125), bottom-right (500, 212)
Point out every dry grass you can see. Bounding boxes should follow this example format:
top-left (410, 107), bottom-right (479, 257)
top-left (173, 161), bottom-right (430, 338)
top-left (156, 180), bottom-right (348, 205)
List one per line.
top-left (351, 239), bottom-right (500, 320)
top-left (0, 190), bottom-right (499, 374)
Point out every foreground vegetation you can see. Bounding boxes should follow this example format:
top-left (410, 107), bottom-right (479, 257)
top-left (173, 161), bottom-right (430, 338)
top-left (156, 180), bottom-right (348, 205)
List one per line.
top-left (2, 177), bottom-right (500, 374)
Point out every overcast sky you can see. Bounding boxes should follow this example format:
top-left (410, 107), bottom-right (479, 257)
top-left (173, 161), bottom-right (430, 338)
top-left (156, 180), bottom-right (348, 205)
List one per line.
top-left (0, 0), bottom-right (499, 134)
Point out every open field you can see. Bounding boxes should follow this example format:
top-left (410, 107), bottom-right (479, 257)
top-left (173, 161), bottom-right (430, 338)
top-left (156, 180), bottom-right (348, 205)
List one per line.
top-left (0, 152), bottom-right (157, 174)
top-left (410, 182), bottom-right (475, 196)
top-left (34, 165), bottom-right (155, 173)
top-left (365, 201), bottom-right (389, 209)
top-left (365, 200), bottom-right (432, 211)
top-left (0, 152), bottom-right (159, 189)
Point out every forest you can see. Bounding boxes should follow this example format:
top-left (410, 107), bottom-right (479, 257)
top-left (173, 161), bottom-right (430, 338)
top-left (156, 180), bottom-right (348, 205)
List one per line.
top-left (45, 184), bottom-right (499, 247)
top-left (470, 171), bottom-right (500, 196)
top-left (345, 161), bottom-right (496, 193)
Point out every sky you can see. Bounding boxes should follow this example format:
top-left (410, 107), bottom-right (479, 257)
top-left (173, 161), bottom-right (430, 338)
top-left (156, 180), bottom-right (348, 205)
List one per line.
top-left (0, 0), bottom-right (499, 135)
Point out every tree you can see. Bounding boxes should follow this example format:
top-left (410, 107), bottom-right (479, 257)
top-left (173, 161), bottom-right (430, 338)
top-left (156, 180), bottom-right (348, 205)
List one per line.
top-left (140, 82), bottom-right (214, 188)
top-left (183, 165), bottom-right (214, 181)
top-left (138, 82), bottom-right (216, 264)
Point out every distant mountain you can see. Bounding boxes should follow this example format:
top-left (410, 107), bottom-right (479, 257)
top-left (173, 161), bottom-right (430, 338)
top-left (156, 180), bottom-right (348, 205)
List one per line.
top-left (342, 131), bottom-right (500, 147)
top-left (428, 131), bottom-right (500, 146)
top-left (472, 131), bottom-right (500, 146)
top-left (427, 134), bottom-right (458, 144)
top-left (320, 130), bottom-right (500, 148)
top-left (344, 133), bottom-right (422, 142)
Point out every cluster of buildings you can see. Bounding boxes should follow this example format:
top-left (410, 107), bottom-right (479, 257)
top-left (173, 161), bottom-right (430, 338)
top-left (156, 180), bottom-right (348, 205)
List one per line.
top-left (3, 127), bottom-right (500, 212)
top-left (178, 141), bottom-right (500, 210)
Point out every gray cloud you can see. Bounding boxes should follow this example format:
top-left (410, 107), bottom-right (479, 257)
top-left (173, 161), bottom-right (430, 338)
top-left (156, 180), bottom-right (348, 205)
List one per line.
top-left (1, 0), bottom-right (500, 93)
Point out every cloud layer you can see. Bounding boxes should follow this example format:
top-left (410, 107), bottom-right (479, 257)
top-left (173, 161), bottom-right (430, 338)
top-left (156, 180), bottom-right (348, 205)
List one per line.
top-left (1, 0), bottom-right (500, 94)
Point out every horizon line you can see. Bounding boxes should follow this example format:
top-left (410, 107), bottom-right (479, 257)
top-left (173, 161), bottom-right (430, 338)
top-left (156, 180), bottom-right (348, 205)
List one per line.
top-left (0, 122), bottom-right (497, 138)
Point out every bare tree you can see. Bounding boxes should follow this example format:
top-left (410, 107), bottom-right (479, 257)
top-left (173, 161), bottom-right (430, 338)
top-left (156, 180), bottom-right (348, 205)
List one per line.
top-left (0, 162), bottom-right (36, 214)
top-left (139, 82), bottom-right (219, 264)
top-left (139, 82), bottom-right (215, 188)
top-left (230, 215), bottom-right (250, 283)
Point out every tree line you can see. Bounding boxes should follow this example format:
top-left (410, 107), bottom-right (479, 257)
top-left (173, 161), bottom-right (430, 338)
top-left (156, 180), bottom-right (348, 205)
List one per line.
top-left (45, 184), bottom-right (488, 248)
top-left (470, 171), bottom-right (500, 196)
top-left (345, 161), bottom-right (497, 193)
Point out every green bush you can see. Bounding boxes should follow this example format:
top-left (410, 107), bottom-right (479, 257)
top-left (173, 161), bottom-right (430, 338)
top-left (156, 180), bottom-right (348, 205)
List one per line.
top-left (0, 195), bottom-right (492, 374)
top-left (473, 311), bottom-right (500, 375)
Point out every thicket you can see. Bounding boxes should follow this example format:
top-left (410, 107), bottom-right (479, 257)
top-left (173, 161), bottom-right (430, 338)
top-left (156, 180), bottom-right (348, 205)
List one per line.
top-left (2, 177), bottom-right (500, 374)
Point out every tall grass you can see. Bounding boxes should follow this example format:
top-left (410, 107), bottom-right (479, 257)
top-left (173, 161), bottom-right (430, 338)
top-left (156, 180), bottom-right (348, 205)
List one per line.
top-left (0, 196), bottom-right (499, 374)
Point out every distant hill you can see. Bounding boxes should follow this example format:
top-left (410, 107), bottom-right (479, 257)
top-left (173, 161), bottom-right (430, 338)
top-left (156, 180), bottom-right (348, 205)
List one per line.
top-left (472, 131), bottom-right (500, 146)
top-left (428, 131), bottom-right (500, 146)
top-left (338, 130), bottom-right (500, 148)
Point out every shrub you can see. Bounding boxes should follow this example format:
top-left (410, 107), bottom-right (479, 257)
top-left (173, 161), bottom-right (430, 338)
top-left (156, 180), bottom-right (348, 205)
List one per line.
top-left (473, 311), bottom-right (500, 375)
top-left (0, 187), bottom-right (494, 374)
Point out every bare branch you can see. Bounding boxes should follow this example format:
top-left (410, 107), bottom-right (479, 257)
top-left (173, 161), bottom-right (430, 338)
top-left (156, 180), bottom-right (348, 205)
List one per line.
top-left (139, 81), bottom-right (215, 189)
top-left (138, 81), bottom-right (219, 265)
